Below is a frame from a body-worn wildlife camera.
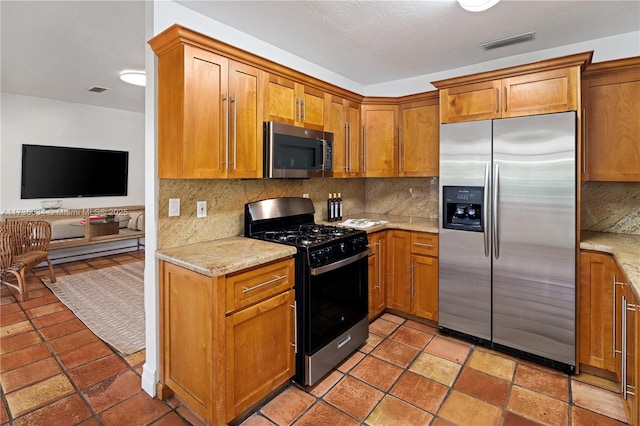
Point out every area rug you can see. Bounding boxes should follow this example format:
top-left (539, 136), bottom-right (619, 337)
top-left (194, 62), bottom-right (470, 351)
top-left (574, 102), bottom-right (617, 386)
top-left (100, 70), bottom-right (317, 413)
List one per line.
top-left (41, 262), bottom-right (145, 355)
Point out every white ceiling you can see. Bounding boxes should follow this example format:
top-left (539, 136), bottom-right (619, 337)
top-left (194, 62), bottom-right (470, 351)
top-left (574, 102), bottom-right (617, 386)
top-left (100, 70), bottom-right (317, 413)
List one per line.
top-left (1, 1), bottom-right (639, 114)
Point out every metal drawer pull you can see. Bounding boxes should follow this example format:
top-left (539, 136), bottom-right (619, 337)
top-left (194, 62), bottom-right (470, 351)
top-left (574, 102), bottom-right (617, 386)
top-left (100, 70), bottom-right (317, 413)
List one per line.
top-left (337, 334), bottom-right (351, 349)
top-left (413, 243), bottom-right (434, 248)
top-left (242, 274), bottom-right (287, 293)
top-left (291, 301), bottom-right (297, 353)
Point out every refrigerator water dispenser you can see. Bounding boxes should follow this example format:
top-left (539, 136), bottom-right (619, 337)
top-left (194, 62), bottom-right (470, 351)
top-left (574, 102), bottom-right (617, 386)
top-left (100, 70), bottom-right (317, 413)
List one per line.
top-left (443, 186), bottom-right (483, 232)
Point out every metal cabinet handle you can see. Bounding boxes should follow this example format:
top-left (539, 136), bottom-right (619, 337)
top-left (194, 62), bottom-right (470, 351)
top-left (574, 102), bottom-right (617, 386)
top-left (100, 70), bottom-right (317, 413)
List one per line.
top-left (302, 99), bottom-right (306, 121)
top-left (399, 126), bottom-right (403, 172)
top-left (232, 94), bottom-right (237, 169)
top-left (614, 275), bottom-right (625, 357)
top-left (296, 98), bottom-right (300, 121)
top-left (223, 92), bottom-right (229, 169)
top-left (242, 274), bottom-right (287, 293)
top-left (413, 242), bottom-right (434, 248)
top-left (290, 301), bottom-right (297, 353)
top-left (345, 122), bottom-right (350, 171)
top-left (623, 296), bottom-right (628, 398)
top-left (495, 88), bottom-right (499, 113)
top-left (503, 87), bottom-right (507, 112)
top-left (362, 126), bottom-right (367, 174)
top-left (410, 261), bottom-right (415, 299)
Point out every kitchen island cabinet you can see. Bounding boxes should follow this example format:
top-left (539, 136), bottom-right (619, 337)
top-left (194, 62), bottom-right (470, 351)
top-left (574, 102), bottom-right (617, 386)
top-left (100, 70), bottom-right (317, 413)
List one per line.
top-left (433, 51), bottom-right (592, 123)
top-left (581, 57), bottom-right (640, 181)
top-left (386, 230), bottom-right (439, 322)
top-left (158, 247), bottom-right (295, 425)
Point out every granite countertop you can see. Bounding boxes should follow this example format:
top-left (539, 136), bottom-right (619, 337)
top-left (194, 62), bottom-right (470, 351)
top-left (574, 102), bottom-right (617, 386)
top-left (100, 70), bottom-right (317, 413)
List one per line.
top-left (581, 231), bottom-right (640, 295)
top-left (156, 237), bottom-right (297, 277)
top-left (324, 213), bottom-right (439, 234)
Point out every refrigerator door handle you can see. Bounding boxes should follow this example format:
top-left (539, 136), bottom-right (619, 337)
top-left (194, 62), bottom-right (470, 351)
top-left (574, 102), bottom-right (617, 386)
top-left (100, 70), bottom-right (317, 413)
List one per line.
top-left (493, 163), bottom-right (500, 259)
top-left (483, 163), bottom-right (490, 257)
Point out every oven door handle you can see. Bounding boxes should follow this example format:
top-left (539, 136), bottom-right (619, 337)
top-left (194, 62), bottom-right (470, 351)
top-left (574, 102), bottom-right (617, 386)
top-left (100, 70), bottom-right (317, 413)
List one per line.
top-left (310, 248), bottom-right (371, 275)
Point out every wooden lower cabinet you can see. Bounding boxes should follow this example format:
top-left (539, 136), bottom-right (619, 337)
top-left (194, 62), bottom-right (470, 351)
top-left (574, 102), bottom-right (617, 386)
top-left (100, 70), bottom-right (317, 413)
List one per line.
top-left (367, 232), bottom-right (386, 320)
top-left (385, 230), bottom-right (439, 321)
top-left (159, 257), bottom-right (295, 425)
top-left (624, 284), bottom-right (638, 425)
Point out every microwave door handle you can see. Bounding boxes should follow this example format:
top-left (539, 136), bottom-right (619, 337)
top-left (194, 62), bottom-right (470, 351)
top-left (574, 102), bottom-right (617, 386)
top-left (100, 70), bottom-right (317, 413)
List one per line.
top-left (322, 139), bottom-right (327, 171)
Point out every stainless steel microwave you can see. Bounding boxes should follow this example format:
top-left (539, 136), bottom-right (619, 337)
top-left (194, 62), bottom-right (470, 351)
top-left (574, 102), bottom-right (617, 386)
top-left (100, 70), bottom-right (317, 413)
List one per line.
top-left (263, 121), bottom-right (333, 178)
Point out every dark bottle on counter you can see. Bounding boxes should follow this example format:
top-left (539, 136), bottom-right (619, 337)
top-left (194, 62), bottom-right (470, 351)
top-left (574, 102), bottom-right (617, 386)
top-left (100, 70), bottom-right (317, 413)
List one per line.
top-left (327, 193), bottom-right (335, 222)
top-left (336, 193), bottom-right (343, 221)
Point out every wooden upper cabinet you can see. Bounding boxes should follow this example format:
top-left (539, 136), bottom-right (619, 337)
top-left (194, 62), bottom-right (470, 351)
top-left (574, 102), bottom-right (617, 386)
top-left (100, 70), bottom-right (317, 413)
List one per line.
top-left (399, 93), bottom-right (439, 177)
top-left (439, 80), bottom-right (502, 123)
top-left (324, 94), bottom-right (362, 177)
top-left (149, 27), bottom-right (263, 179)
top-left (228, 61), bottom-right (264, 179)
top-left (362, 103), bottom-right (398, 177)
top-left (582, 57), bottom-right (640, 182)
top-left (265, 74), bottom-right (324, 130)
top-left (433, 51), bottom-right (592, 123)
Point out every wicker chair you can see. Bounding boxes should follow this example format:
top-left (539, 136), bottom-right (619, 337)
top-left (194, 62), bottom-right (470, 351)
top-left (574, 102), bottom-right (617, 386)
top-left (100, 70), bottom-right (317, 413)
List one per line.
top-left (0, 220), bottom-right (56, 301)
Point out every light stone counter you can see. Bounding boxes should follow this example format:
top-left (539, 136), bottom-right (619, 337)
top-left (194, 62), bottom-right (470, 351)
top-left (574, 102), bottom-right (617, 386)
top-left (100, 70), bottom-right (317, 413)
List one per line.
top-left (581, 231), bottom-right (640, 295)
top-left (324, 213), bottom-right (439, 234)
top-left (156, 237), bottom-right (297, 278)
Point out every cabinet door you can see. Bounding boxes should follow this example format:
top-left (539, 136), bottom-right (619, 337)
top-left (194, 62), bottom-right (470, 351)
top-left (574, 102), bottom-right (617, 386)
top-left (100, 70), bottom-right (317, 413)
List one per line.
top-left (362, 104), bottom-right (398, 177)
top-left (346, 101), bottom-right (363, 176)
top-left (412, 254), bottom-right (438, 321)
top-left (578, 252), bottom-right (621, 378)
top-left (226, 289), bottom-right (295, 420)
top-left (228, 61), bottom-right (263, 179)
top-left (439, 80), bottom-right (501, 123)
top-left (386, 230), bottom-right (411, 313)
top-left (324, 94), bottom-right (348, 177)
top-left (265, 75), bottom-right (297, 125)
top-left (368, 232), bottom-right (386, 320)
top-left (583, 70), bottom-right (640, 181)
top-left (298, 84), bottom-right (324, 129)
top-left (502, 67), bottom-right (579, 118)
top-left (400, 99), bottom-right (439, 177)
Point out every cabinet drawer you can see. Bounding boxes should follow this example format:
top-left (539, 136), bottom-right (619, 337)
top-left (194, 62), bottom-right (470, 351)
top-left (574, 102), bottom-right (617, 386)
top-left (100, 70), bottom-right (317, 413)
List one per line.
top-left (411, 233), bottom-right (438, 256)
top-left (225, 258), bottom-right (294, 313)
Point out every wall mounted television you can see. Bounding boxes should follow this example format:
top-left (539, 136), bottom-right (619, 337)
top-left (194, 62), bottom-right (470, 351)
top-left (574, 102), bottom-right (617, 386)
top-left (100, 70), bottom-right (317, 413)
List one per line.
top-left (21, 144), bottom-right (129, 199)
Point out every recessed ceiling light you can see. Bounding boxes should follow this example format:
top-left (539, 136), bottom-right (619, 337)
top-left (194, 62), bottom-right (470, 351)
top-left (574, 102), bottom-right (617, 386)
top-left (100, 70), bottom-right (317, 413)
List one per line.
top-left (119, 70), bottom-right (146, 87)
top-left (458, 0), bottom-right (500, 12)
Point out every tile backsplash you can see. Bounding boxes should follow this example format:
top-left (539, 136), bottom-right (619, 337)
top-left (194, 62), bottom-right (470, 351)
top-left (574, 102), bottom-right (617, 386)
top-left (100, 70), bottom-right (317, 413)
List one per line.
top-left (581, 182), bottom-right (640, 235)
top-left (157, 177), bottom-right (438, 249)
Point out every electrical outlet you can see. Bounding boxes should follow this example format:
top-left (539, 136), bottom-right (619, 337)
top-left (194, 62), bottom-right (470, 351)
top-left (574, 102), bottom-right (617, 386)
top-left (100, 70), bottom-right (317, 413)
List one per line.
top-left (197, 201), bottom-right (207, 218)
top-left (302, 193), bottom-right (309, 198)
top-left (168, 198), bottom-right (180, 217)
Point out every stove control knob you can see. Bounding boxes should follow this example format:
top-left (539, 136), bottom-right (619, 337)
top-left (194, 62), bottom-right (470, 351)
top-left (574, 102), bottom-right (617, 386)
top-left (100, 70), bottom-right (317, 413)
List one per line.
top-left (339, 242), bottom-right (346, 253)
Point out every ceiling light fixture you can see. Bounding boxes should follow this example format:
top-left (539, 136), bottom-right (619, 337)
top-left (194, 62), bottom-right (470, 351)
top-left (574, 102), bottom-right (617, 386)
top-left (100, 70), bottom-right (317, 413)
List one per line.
top-left (119, 70), bottom-right (146, 86)
top-left (457, 0), bottom-right (500, 12)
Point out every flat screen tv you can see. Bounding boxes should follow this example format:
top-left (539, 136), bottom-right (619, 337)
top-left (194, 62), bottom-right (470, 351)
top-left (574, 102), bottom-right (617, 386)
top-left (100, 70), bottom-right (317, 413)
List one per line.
top-left (21, 144), bottom-right (129, 199)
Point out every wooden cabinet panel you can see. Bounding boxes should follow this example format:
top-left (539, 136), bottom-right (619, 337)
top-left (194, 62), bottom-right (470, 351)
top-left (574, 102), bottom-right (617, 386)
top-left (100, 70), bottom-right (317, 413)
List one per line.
top-left (160, 261), bottom-right (226, 425)
top-left (368, 232), bottom-right (387, 320)
top-left (225, 258), bottom-right (294, 313)
top-left (583, 62), bottom-right (640, 181)
top-left (502, 67), bottom-right (578, 117)
top-left (386, 230), bottom-right (411, 313)
top-left (400, 98), bottom-right (439, 177)
top-left (362, 104), bottom-right (398, 177)
top-left (412, 254), bottom-right (438, 322)
top-left (578, 251), bottom-right (621, 377)
top-left (625, 285), bottom-right (638, 424)
top-left (228, 61), bottom-right (264, 179)
top-left (411, 232), bottom-right (439, 257)
top-left (439, 80), bottom-right (501, 123)
top-left (299, 85), bottom-right (324, 129)
top-left (157, 44), bottom-right (229, 178)
top-left (226, 289), bottom-right (295, 420)
top-left (265, 75), bottom-right (297, 125)
top-left (346, 101), bottom-right (363, 176)
top-left (324, 94), bottom-right (348, 177)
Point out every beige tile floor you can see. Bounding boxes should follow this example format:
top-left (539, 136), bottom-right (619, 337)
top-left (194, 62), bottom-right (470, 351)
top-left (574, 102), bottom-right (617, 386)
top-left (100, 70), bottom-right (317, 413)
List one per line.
top-left (0, 252), bottom-right (630, 425)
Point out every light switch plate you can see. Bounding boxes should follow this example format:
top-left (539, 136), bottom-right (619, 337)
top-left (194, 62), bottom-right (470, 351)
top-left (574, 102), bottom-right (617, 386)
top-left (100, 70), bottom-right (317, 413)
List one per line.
top-left (197, 201), bottom-right (207, 218)
top-left (168, 198), bottom-right (180, 217)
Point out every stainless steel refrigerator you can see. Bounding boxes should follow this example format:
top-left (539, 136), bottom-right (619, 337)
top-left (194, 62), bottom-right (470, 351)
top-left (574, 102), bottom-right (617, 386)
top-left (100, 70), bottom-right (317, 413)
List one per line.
top-left (438, 111), bottom-right (576, 371)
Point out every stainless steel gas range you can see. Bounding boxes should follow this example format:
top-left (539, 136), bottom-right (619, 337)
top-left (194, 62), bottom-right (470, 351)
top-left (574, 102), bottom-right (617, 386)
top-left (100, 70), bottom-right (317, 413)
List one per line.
top-left (244, 197), bottom-right (370, 386)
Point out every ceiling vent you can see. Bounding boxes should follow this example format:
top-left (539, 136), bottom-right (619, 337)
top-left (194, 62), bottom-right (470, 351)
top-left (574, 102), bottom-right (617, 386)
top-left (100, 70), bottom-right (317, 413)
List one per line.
top-left (88, 86), bottom-right (108, 93)
top-left (479, 31), bottom-right (535, 50)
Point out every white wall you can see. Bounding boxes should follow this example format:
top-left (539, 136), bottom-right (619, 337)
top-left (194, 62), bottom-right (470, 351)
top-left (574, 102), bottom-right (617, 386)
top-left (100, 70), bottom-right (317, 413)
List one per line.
top-left (0, 93), bottom-right (144, 212)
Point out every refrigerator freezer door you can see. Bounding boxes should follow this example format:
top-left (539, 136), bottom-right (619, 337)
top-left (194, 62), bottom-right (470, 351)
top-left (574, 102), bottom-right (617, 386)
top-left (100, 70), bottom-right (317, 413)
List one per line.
top-left (492, 112), bottom-right (576, 366)
top-left (439, 121), bottom-right (492, 341)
